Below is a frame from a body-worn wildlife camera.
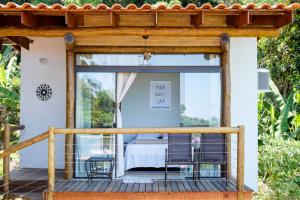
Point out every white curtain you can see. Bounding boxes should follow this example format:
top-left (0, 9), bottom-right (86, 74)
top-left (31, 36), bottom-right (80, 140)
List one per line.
top-left (116, 72), bottom-right (137, 177)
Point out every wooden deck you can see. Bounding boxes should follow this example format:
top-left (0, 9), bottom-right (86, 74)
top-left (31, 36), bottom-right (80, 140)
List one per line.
top-left (1, 168), bottom-right (253, 200)
top-left (54, 178), bottom-right (252, 193)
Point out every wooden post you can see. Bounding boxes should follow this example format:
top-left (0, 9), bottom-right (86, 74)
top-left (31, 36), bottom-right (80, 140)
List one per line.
top-left (65, 33), bottom-right (75, 180)
top-left (237, 125), bottom-right (245, 197)
top-left (3, 124), bottom-right (11, 194)
top-left (220, 33), bottom-right (232, 179)
top-left (48, 127), bottom-right (55, 200)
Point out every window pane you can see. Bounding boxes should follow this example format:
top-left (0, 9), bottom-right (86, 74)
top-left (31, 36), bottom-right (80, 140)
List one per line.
top-left (76, 54), bottom-right (220, 67)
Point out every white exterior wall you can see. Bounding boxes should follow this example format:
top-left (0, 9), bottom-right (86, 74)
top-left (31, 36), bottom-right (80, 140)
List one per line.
top-left (20, 37), bottom-right (66, 169)
top-left (230, 37), bottom-right (258, 191)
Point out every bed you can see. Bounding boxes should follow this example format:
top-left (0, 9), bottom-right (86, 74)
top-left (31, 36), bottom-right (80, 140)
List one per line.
top-left (125, 134), bottom-right (168, 170)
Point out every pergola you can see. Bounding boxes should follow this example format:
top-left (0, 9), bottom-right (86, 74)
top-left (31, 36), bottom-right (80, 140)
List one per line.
top-left (0, 2), bottom-right (299, 51)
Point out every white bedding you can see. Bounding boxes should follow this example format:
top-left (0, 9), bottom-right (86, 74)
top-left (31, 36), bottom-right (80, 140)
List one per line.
top-left (125, 134), bottom-right (168, 170)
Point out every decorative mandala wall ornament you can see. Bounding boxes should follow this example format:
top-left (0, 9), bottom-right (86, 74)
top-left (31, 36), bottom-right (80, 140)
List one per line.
top-left (36, 83), bottom-right (52, 101)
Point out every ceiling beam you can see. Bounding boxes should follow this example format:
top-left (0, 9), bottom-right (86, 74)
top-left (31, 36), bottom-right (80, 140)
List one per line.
top-left (191, 12), bottom-right (204, 28)
top-left (21, 11), bottom-right (39, 28)
top-left (226, 11), bottom-right (249, 27)
top-left (5, 36), bottom-right (32, 50)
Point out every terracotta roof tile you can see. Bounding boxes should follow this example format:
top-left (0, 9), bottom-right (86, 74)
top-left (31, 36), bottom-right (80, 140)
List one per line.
top-left (0, 2), bottom-right (299, 11)
top-left (186, 4), bottom-right (197, 10)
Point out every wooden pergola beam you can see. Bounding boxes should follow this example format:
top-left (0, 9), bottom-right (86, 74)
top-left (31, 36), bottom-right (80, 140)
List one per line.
top-left (0, 27), bottom-right (280, 38)
top-left (5, 36), bottom-right (31, 50)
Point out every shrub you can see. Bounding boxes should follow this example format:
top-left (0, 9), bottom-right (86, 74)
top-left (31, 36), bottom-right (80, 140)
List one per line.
top-left (255, 135), bottom-right (300, 200)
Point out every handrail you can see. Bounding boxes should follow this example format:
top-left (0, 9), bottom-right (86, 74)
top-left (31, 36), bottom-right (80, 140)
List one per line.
top-left (47, 126), bottom-right (245, 200)
top-left (0, 131), bottom-right (49, 158)
top-left (54, 127), bottom-right (240, 135)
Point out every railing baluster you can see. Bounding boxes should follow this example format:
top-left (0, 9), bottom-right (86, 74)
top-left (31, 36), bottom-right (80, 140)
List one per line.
top-left (48, 126), bottom-right (55, 200)
top-left (237, 125), bottom-right (245, 200)
top-left (3, 124), bottom-right (11, 195)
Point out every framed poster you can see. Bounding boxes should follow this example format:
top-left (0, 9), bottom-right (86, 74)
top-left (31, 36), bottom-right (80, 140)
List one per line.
top-left (150, 81), bottom-right (171, 110)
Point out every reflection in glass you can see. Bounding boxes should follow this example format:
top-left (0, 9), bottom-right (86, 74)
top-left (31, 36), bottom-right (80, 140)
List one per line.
top-left (180, 73), bottom-right (221, 127)
top-left (75, 73), bottom-right (116, 177)
top-left (76, 54), bottom-right (220, 67)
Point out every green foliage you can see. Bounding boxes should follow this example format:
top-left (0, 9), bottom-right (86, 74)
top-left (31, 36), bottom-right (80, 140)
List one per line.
top-left (258, 80), bottom-right (300, 142)
top-left (0, 46), bottom-right (20, 126)
top-left (256, 135), bottom-right (300, 200)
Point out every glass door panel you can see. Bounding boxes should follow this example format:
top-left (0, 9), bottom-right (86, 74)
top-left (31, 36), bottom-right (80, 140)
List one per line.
top-left (75, 72), bottom-right (116, 177)
top-left (180, 72), bottom-right (222, 178)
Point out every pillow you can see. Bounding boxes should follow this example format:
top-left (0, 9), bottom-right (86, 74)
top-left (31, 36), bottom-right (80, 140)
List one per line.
top-left (135, 134), bottom-right (167, 140)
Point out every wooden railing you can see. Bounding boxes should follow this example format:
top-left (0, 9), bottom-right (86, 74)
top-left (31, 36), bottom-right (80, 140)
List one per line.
top-left (0, 125), bottom-right (245, 200)
top-left (0, 124), bottom-right (49, 196)
top-left (48, 126), bottom-right (245, 200)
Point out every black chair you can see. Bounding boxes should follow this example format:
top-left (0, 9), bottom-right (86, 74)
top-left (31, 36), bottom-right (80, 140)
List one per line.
top-left (196, 134), bottom-right (227, 183)
top-left (165, 134), bottom-right (193, 181)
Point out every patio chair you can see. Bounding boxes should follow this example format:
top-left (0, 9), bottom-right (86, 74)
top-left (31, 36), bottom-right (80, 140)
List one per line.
top-left (165, 134), bottom-right (193, 181)
top-left (197, 134), bottom-right (227, 183)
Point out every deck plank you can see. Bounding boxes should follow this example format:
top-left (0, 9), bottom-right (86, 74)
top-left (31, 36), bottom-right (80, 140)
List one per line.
top-left (125, 183), bottom-right (134, 192)
top-left (158, 181), bottom-right (165, 192)
top-left (194, 180), bottom-right (206, 191)
top-left (145, 183), bottom-right (153, 192)
top-left (91, 181), bottom-right (105, 192)
top-left (98, 181), bottom-right (110, 192)
top-left (199, 180), bottom-right (212, 192)
top-left (176, 180), bottom-right (186, 192)
top-left (204, 180), bottom-right (219, 192)
top-left (77, 181), bottom-right (91, 192)
top-left (181, 180), bottom-right (193, 192)
top-left (132, 183), bottom-right (140, 192)
top-left (165, 181), bottom-right (172, 192)
top-left (153, 181), bottom-right (159, 192)
top-left (187, 180), bottom-right (199, 192)
top-left (138, 183), bottom-right (145, 192)
top-left (65, 181), bottom-right (81, 192)
top-left (86, 181), bottom-right (98, 192)
top-left (71, 181), bottom-right (87, 192)
top-left (105, 181), bottom-right (117, 192)
top-left (170, 181), bottom-right (179, 192)
top-left (112, 180), bottom-right (122, 192)
top-left (118, 182), bottom-right (127, 192)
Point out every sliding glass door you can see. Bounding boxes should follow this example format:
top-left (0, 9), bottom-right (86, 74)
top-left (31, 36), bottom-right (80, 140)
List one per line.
top-left (180, 72), bottom-right (222, 177)
top-left (75, 72), bottom-right (116, 177)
